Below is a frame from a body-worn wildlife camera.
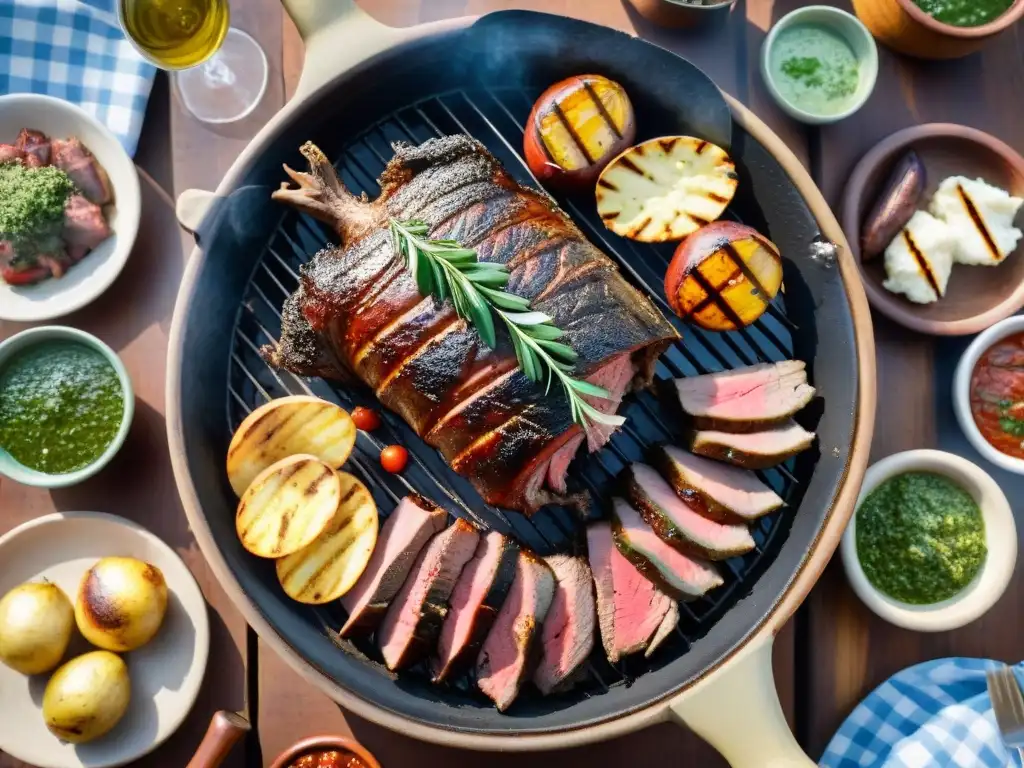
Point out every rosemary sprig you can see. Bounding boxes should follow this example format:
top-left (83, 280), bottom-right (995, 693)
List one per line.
top-left (390, 218), bottom-right (625, 430)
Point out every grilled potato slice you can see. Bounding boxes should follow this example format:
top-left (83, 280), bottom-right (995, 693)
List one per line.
top-left (276, 472), bottom-right (379, 604)
top-left (227, 395), bottom-right (356, 497)
top-left (596, 136), bottom-right (737, 242)
top-left (236, 455), bottom-right (342, 558)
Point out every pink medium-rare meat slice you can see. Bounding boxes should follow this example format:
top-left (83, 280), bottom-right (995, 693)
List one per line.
top-left (690, 420), bottom-right (815, 469)
top-left (477, 551), bottom-right (555, 711)
top-left (533, 555), bottom-right (596, 695)
top-left (611, 498), bottom-right (723, 600)
top-left (432, 532), bottom-right (519, 683)
top-left (339, 494), bottom-right (447, 637)
top-left (378, 519), bottom-right (479, 670)
top-left (62, 195), bottom-right (111, 251)
top-left (15, 129), bottom-right (50, 166)
top-left (623, 463), bottom-right (755, 560)
top-left (651, 444), bottom-right (783, 521)
top-left (0, 144), bottom-right (25, 164)
top-left (646, 601), bottom-right (680, 659)
top-left (51, 137), bottom-right (113, 205)
top-left (586, 521), bottom-right (674, 663)
top-left (264, 137), bottom-right (678, 514)
top-left (674, 361), bottom-right (815, 433)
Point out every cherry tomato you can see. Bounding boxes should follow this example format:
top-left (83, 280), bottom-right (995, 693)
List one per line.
top-left (351, 406), bottom-right (381, 432)
top-left (380, 445), bottom-right (408, 474)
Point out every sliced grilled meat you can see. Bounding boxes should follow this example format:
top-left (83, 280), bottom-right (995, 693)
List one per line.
top-left (477, 551), bottom-right (555, 711)
top-left (51, 137), bottom-right (113, 205)
top-left (266, 137), bottom-right (679, 513)
top-left (689, 421), bottom-right (815, 469)
top-left (623, 463), bottom-right (754, 560)
top-left (586, 521), bottom-right (675, 663)
top-left (646, 600), bottom-right (679, 658)
top-left (377, 519), bottom-right (479, 670)
top-left (62, 195), bottom-right (111, 252)
top-left (340, 494), bottom-right (447, 637)
top-left (533, 555), bottom-right (596, 695)
top-left (432, 531), bottom-right (519, 683)
top-left (674, 361), bottom-right (815, 433)
top-left (651, 444), bottom-right (783, 521)
top-left (15, 129), bottom-right (50, 167)
top-left (0, 144), bottom-right (25, 164)
top-left (611, 498), bottom-right (723, 600)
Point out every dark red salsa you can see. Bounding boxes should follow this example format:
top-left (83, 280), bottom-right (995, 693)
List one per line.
top-left (288, 750), bottom-right (369, 768)
top-left (970, 331), bottom-right (1024, 459)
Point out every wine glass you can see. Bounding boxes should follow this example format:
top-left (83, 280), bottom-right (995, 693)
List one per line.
top-left (117, 0), bottom-right (269, 124)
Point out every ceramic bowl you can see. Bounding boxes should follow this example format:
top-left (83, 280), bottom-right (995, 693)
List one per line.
top-left (841, 449), bottom-right (1016, 632)
top-left (760, 6), bottom-right (879, 125)
top-left (625, 0), bottom-right (737, 28)
top-left (843, 124), bottom-right (1024, 335)
top-left (0, 326), bottom-right (134, 488)
top-left (267, 735), bottom-right (383, 768)
top-left (852, 0), bottom-right (1024, 60)
top-left (0, 511), bottom-right (210, 768)
top-left (0, 93), bottom-right (141, 322)
top-left (953, 315), bottom-right (1024, 473)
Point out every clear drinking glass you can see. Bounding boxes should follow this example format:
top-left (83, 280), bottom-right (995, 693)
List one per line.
top-left (118, 0), bottom-right (269, 124)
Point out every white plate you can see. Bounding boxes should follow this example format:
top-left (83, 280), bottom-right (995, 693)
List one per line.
top-left (0, 512), bottom-right (210, 768)
top-left (0, 94), bottom-right (141, 322)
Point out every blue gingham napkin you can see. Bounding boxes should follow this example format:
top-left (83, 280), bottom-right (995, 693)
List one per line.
top-left (0, 0), bottom-right (157, 156)
top-left (821, 658), bottom-right (1024, 767)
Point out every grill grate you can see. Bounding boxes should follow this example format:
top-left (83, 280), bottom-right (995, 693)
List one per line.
top-left (226, 87), bottom-right (807, 701)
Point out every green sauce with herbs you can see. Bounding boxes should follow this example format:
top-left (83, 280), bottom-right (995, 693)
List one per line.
top-left (856, 472), bottom-right (986, 605)
top-left (0, 342), bottom-right (124, 474)
top-left (769, 25), bottom-right (861, 116)
top-left (913, 0), bottom-right (1012, 27)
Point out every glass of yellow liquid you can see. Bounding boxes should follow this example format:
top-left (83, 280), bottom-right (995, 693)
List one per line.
top-left (118, 0), bottom-right (268, 124)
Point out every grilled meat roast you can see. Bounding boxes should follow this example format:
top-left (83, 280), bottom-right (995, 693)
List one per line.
top-left (265, 137), bottom-right (678, 513)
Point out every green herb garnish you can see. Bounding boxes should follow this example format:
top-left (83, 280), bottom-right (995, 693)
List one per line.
top-left (389, 218), bottom-right (625, 431)
top-left (997, 399), bottom-right (1024, 437)
top-left (782, 56), bottom-right (822, 80)
top-left (0, 163), bottom-right (74, 252)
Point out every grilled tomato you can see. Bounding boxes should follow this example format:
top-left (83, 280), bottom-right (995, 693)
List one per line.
top-left (665, 221), bottom-right (783, 330)
top-left (524, 75), bottom-right (636, 190)
top-left (597, 136), bottom-right (737, 242)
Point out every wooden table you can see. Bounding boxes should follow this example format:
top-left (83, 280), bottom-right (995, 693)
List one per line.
top-left (2, 1), bottom-right (1023, 765)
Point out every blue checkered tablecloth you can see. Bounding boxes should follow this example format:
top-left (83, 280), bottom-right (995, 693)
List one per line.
top-left (821, 658), bottom-right (1024, 767)
top-left (0, 0), bottom-right (157, 156)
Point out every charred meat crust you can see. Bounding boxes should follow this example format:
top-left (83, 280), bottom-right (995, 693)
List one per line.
top-left (269, 136), bottom-right (678, 512)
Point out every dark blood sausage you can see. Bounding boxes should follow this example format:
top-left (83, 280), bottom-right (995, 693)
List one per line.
top-left (264, 136), bottom-right (679, 513)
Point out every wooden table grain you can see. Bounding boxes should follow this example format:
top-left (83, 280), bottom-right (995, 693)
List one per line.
top-left (1, 0), bottom-right (1022, 766)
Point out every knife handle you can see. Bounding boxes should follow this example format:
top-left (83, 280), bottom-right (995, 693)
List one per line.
top-left (185, 710), bottom-right (252, 768)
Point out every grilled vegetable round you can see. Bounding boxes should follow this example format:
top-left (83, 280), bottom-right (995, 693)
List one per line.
top-left (524, 74), bottom-right (636, 190)
top-left (596, 136), bottom-right (737, 242)
top-left (226, 395), bottom-right (356, 498)
top-left (665, 221), bottom-right (783, 330)
top-left (276, 472), bottom-right (379, 604)
top-left (236, 454), bottom-right (342, 558)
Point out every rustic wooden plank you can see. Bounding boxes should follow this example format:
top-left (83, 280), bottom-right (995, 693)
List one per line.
top-left (0, 174), bottom-right (247, 768)
top-left (804, 1), bottom-right (1024, 756)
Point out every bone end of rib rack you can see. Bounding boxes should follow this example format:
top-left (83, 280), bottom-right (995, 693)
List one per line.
top-left (668, 634), bottom-right (816, 767)
top-left (177, 189), bottom-right (218, 235)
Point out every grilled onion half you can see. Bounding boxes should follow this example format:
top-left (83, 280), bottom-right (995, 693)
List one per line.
top-left (665, 221), bottom-right (783, 331)
top-left (596, 136), bottom-right (737, 242)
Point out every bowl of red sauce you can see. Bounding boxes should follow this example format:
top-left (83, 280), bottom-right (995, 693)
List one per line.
top-left (268, 736), bottom-right (382, 768)
top-left (955, 315), bottom-right (1024, 473)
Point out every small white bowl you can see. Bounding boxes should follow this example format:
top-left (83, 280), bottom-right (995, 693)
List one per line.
top-left (0, 326), bottom-right (134, 488)
top-left (841, 449), bottom-right (1016, 632)
top-left (953, 315), bottom-right (1024, 474)
top-left (0, 93), bottom-right (141, 322)
top-left (760, 6), bottom-right (879, 125)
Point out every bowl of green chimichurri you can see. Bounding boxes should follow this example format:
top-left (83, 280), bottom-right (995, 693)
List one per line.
top-left (0, 326), bottom-right (134, 488)
top-left (840, 449), bottom-right (1016, 632)
top-left (761, 6), bottom-right (878, 125)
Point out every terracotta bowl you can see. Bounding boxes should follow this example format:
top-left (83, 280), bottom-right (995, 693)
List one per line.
top-left (851, 0), bottom-right (1024, 59)
top-left (842, 124), bottom-right (1024, 336)
top-left (268, 736), bottom-right (383, 768)
top-left (625, 0), bottom-right (736, 28)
